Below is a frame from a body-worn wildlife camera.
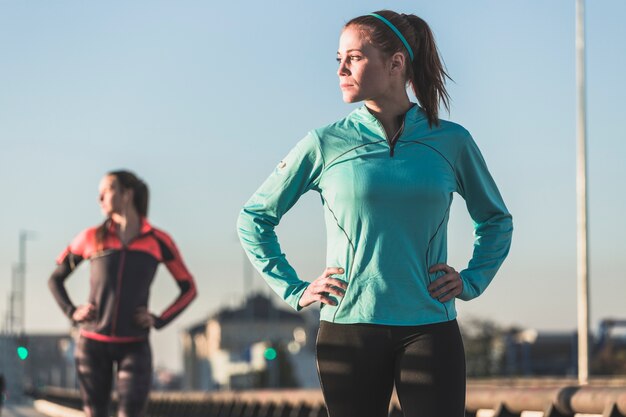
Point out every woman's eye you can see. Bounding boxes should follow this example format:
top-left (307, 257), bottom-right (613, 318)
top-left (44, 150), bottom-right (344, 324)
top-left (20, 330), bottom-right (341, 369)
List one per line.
top-left (336, 55), bottom-right (362, 64)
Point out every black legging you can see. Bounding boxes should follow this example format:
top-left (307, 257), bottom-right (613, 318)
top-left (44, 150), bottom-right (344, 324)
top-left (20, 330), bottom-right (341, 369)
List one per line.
top-left (75, 336), bottom-right (152, 417)
top-left (316, 319), bottom-right (466, 417)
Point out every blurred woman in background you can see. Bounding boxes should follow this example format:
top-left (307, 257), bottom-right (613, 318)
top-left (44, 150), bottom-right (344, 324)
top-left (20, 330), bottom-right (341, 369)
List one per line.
top-left (49, 170), bottom-right (197, 417)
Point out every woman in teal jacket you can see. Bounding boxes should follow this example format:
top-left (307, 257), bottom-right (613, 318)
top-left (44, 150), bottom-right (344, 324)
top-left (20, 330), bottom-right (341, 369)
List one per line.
top-left (238, 10), bottom-right (512, 417)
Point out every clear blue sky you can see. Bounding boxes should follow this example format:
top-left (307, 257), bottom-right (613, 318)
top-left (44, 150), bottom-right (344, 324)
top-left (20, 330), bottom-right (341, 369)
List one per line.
top-left (1, 1), bottom-right (625, 371)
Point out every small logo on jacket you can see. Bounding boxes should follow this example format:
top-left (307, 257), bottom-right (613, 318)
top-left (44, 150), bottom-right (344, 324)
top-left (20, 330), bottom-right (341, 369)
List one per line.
top-left (277, 161), bottom-right (286, 169)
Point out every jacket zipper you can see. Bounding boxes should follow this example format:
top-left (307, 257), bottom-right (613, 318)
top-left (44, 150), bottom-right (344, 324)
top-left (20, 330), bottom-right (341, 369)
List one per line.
top-left (111, 249), bottom-right (126, 336)
top-left (373, 115), bottom-right (407, 157)
top-left (108, 226), bottom-right (151, 337)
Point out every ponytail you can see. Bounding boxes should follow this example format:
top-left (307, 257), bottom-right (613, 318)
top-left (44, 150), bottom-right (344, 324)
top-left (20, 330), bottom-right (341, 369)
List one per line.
top-left (346, 10), bottom-right (451, 127)
top-left (403, 14), bottom-right (450, 127)
top-left (132, 180), bottom-right (149, 218)
top-left (95, 219), bottom-right (110, 252)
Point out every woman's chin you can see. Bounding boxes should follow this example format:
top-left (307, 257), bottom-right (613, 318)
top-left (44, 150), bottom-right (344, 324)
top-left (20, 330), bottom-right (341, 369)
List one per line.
top-left (341, 94), bottom-right (360, 104)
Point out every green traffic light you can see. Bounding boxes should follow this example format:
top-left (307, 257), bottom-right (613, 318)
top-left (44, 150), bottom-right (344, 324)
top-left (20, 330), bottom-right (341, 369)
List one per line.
top-left (264, 347), bottom-right (277, 361)
top-left (17, 346), bottom-right (29, 360)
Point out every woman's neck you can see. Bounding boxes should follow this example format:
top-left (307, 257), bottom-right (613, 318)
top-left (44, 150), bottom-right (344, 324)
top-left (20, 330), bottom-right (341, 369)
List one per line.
top-left (111, 209), bottom-right (141, 245)
top-left (365, 93), bottom-right (413, 140)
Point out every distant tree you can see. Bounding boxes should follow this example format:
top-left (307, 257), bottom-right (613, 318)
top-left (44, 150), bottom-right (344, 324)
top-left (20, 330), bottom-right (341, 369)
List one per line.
top-left (275, 343), bottom-right (298, 387)
top-left (459, 317), bottom-right (505, 377)
top-left (592, 340), bottom-right (626, 375)
top-left (258, 342), bottom-right (298, 388)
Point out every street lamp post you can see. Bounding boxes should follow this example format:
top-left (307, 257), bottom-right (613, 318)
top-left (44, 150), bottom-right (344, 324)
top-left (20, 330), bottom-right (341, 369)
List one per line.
top-left (12, 230), bottom-right (36, 335)
top-left (575, 0), bottom-right (590, 386)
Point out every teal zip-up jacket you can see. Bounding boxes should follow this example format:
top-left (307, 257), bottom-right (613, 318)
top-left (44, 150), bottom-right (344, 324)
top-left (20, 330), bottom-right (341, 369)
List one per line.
top-left (237, 105), bottom-right (512, 326)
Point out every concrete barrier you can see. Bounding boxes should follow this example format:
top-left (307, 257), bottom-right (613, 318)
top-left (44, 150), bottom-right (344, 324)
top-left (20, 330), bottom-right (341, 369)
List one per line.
top-left (35, 379), bottom-right (626, 417)
top-left (33, 399), bottom-right (85, 417)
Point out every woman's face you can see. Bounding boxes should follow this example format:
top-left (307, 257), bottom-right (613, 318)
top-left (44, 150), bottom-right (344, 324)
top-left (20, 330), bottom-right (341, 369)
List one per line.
top-left (337, 25), bottom-right (391, 103)
top-left (98, 175), bottom-right (130, 217)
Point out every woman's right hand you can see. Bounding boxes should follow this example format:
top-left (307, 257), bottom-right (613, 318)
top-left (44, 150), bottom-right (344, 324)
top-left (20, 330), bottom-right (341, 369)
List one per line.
top-left (299, 267), bottom-right (347, 308)
top-left (72, 303), bottom-right (95, 323)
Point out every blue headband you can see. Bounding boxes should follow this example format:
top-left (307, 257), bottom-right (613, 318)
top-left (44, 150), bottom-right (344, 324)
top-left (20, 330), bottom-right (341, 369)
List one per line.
top-left (368, 13), bottom-right (414, 61)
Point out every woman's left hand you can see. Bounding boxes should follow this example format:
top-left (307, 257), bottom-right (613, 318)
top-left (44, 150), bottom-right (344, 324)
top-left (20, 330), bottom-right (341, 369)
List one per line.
top-left (428, 264), bottom-right (463, 302)
top-left (134, 307), bottom-right (156, 329)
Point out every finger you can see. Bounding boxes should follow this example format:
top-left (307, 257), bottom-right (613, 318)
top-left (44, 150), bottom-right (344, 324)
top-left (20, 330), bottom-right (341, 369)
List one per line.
top-left (430, 281), bottom-right (459, 298)
top-left (437, 286), bottom-right (462, 303)
top-left (431, 277), bottom-right (463, 299)
top-left (322, 285), bottom-right (346, 297)
top-left (434, 291), bottom-right (452, 302)
top-left (427, 273), bottom-right (457, 292)
top-left (298, 296), bottom-right (314, 309)
top-left (429, 272), bottom-right (461, 294)
top-left (317, 294), bottom-right (338, 306)
top-left (324, 267), bottom-right (345, 277)
top-left (325, 278), bottom-right (348, 290)
top-left (311, 279), bottom-right (346, 295)
top-left (429, 284), bottom-right (446, 298)
top-left (428, 263), bottom-right (453, 274)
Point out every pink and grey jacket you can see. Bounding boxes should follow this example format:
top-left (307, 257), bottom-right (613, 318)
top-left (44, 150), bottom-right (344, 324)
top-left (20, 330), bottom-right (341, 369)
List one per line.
top-left (49, 218), bottom-right (197, 343)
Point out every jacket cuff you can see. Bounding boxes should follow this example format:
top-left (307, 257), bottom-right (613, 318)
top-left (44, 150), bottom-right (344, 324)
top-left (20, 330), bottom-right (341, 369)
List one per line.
top-left (66, 306), bottom-right (77, 321)
top-left (152, 314), bottom-right (166, 330)
top-left (457, 272), bottom-right (473, 301)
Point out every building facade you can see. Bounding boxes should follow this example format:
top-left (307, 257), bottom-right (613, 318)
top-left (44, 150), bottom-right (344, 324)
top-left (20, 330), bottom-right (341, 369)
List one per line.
top-left (182, 294), bottom-right (319, 390)
top-left (0, 331), bottom-right (76, 401)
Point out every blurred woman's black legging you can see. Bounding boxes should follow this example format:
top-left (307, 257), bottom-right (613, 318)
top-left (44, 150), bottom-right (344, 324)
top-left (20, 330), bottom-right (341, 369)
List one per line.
top-left (316, 319), bottom-right (466, 417)
top-left (75, 336), bottom-right (152, 417)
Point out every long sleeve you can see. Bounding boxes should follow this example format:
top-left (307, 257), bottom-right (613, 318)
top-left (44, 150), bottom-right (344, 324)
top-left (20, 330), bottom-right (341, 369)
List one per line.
top-left (237, 133), bottom-right (325, 310)
top-left (152, 230), bottom-right (197, 329)
top-left (455, 132), bottom-right (513, 301)
top-left (48, 247), bottom-right (84, 320)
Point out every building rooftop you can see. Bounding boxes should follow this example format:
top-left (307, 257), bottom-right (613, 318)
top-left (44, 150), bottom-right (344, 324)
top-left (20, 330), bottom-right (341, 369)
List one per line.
top-left (186, 293), bottom-right (305, 333)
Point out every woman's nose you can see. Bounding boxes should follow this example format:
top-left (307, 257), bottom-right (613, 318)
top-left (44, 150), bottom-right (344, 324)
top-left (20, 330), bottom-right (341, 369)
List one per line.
top-left (337, 60), bottom-right (350, 77)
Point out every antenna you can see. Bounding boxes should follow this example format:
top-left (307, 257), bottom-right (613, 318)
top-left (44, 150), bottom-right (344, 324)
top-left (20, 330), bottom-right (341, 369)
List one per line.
top-left (9, 230), bottom-right (36, 335)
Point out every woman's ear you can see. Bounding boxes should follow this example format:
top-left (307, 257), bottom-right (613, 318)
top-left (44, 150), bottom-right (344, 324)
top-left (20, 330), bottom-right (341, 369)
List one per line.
top-left (389, 52), bottom-right (406, 75)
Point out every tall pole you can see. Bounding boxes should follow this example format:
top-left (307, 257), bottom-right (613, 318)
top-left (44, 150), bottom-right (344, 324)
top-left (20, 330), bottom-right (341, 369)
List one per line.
top-left (575, 0), bottom-right (590, 386)
top-left (11, 231), bottom-right (35, 336)
top-left (18, 231), bottom-right (27, 335)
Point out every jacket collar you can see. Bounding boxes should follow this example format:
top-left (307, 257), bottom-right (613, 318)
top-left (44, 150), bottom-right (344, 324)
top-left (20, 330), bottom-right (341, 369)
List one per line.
top-left (350, 103), bottom-right (425, 126)
top-left (106, 217), bottom-right (153, 236)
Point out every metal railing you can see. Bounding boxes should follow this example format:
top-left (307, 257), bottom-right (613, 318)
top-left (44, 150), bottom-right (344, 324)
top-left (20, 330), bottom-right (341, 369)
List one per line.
top-left (36, 379), bottom-right (626, 417)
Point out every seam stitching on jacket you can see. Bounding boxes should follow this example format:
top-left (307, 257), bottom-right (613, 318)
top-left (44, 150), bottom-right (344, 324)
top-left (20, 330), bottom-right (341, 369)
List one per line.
top-left (320, 195), bottom-right (356, 323)
top-left (309, 131), bottom-right (326, 190)
top-left (400, 140), bottom-right (462, 191)
top-left (425, 196), bottom-right (453, 320)
top-left (325, 141), bottom-right (386, 167)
